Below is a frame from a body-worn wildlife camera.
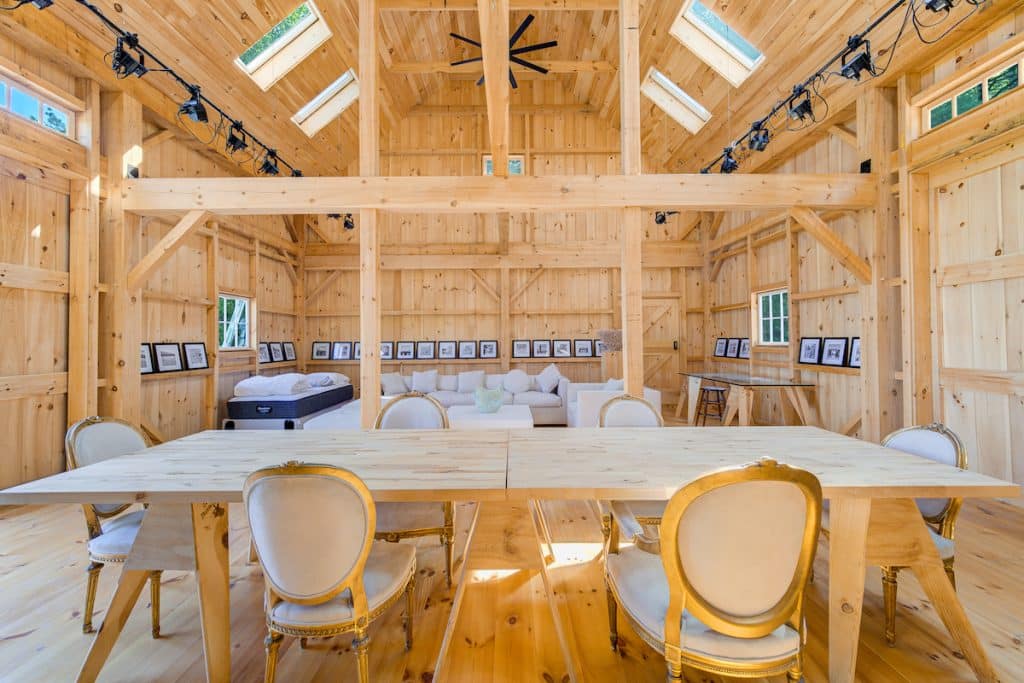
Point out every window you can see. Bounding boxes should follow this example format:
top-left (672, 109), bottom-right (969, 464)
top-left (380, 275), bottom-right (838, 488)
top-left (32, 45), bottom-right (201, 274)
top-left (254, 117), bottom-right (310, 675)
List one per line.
top-left (236, 2), bottom-right (332, 91)
top-left (218, 294), bottom-right (251, 350)
top-left (671, 0), bottom-right (764, 87)
top-left (291, 69), bottom-right (359, 137)
top-left (641, 67), bottom-right (711, 135)
top-left (921, 58), bottom-right (1022, 132)
top-left (482, 154), bottom-right (525, 176)
top-left (0, 76), bottom-right (75, 138)
top-left (756, 289), bottom-right (789, 346)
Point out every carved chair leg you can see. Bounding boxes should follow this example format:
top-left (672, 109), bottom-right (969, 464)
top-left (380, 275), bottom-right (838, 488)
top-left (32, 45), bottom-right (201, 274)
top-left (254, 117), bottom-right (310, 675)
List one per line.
top-left (606, 586), bottom-right (619, 651)
top-left (264, 632), bottom-right (284, 683)
top-left (881, 565), bottom-right (900, 647)
top-left (299, 637), bottom-right (308, 649)
top-left (666, 660), bottom-right (684, 682)
top-left (944, 557), bottom-right (956, 590)
top-left (443, 502), bottom-right (456, 588)
top-left (149, 570), bottom-right (162, 638)
top-left (83, 561), bottom-right (103, 634)
top-left (248, 538), bottom-right (258, 564)
top-left (788, 652), bottom-right (804, 682)
top-left (353, 629), bottom-right (371, 683)
top-left (403, 577), bottom-right (415, 650)
top-left (600, 512), bottom-right (611, 541)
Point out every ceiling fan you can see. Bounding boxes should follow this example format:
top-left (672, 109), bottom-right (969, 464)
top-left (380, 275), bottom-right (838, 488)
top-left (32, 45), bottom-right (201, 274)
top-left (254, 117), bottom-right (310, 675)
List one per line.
top-left (449, 14), bottom-right (558, 89)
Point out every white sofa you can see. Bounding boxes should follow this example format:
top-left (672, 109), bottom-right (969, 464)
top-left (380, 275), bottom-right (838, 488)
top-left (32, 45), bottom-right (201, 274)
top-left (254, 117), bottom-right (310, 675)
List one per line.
top-left (566, 383), bottom-right (663, 428)
top-left (384, 372), bottom-right (570, 426)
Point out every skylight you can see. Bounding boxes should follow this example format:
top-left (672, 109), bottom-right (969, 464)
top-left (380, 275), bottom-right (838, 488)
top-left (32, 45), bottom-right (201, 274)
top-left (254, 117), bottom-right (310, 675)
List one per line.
top-left (236, 2), bottom-right (332, 91)
top-left (687, 1), bottom-right (762, 66)
top-left (671, 0), bottom-right (764, 87)
top-left (641, 67), bottom-right (711, 135)
top-left (291, 69), bottom-right (359, 137)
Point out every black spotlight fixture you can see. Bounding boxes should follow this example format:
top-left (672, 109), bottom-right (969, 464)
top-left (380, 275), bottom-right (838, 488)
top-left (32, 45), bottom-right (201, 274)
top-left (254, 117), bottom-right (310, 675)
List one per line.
top-left (225, 121), bottom-right (248, 153)
top-left (291, 169), bottom-right (303, 177)
top-left (30, 0), bottom-right (54, 8)
top-left (788, 88), bottom-right (814, 122)
top-left (258, 149), bottom-right (280, 176)
top-left (344, 214), bottom-right (355, 231)
top-left (111, 35), bottom-right (147, 79)
top-left (840, 38), bottom-right (874, 81)
top-left (654, 210), bottom-right (679, 225)
top-left (748, 120), bottom-right (771, 152)
top-left (924, 0), bottom-right (954, 11)
top-left (179, 85), bottom-right (208, 123)
top-left (720, 147), bottom-right (739, 174)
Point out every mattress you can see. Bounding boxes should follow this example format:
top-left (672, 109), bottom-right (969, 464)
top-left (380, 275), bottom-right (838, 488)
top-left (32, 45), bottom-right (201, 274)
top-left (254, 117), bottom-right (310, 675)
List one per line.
top-left (227, 384), bottom-right (353, 420)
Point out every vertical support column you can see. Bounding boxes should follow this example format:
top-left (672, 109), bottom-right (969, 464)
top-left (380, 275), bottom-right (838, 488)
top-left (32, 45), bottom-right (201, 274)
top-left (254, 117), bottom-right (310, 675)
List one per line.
top-left (897, 74), bottom-right (934, 425)
top-left (359, 0), bottom-right (382, 428)
top-left (68, 78), bottom-right (100, 423)
top-left (700, 214), bottom-right (713, 369)
top-left (858, 86), bottom-right (901, 442)
top-left (204, 222), bottom-right (219, 429)
top-left (786, 218), bottom-right (800, 382)
top-left (295, 215), bottom-right (308, 373)
top-left (500, 265), bottom-right (511, 372)
top-left (101, 92), bottom-right (143, 424)
top-left (619, 0), bottom-right (643, 396)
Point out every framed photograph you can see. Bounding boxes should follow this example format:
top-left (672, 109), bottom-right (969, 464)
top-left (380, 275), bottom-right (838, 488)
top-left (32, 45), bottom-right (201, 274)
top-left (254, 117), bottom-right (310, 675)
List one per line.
top-left (416, 341), bottom-right (435, 360)
top-left (311, 341), bottom-right (331, 360)
top-left (532, 339), bottom-right (551, 358)
top-left (396, 341), bottom-right (415, 360)
top-left (438, 341), bottom-right (457, 360)
top-left (553, 339), bottom-right (572, 358)
top-left (479, 340), bottom-right (498, 359)
top-left (153, 343), bottom-right (183, 373)
top-left (798, 337), bottom-right (823, 365)
top-left (269, 342), bottom-right (285, 362)
top-left (512, 339), bottom-right (532, 358)
top-left (332, 341), bottom-right (352, 361)
top-left (182, 342), bottom-right (209, 370)
top-left (354, 342), bottom-right (361, 360)
top-left (140, 344), bottom-right (154, 375)
top-left (848, 337), bottom-right (861, 369)
top-left (283, 342), bottom-right (296, 362)
top-left (725, 338), bottom-right (741, 358)
top-left (258, 343), bottom-right (271, 364)
top-left (380, 341), bottom-right (394, 360)
top-left (821, 337), bottom-right (850, 367)
top-left (595, 339), bottom-right (605, 357)
top-left (738, 338), bottom-right (751, 360)
top-left (574, 339), bottom-right (594, 357)
top-left (713, 338), bottom-right (728, 357)
top-left (458, 340), bottom-right (477, 359)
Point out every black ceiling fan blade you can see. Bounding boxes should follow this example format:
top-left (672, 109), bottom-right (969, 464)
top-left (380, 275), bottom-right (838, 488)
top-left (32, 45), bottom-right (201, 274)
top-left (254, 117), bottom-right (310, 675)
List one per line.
top-left (509, 69), bottom-right (518, 89)
top-left (510, 55), bottom-right (548, 74)
top-left (450, 32), bottom-right (482, 48)
top-left (450, 56), bottom-right (483, 67)
top-left (509, 13), bottom-right (535, 48)
top-left (510, 40), bottom-right (558, 56)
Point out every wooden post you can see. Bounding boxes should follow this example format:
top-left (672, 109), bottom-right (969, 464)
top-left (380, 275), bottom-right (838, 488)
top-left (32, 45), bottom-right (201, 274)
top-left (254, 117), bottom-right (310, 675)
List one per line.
top-left (359, 0), bottom-right (382, 428)
top-left (101, 91), bottom-right (143, 425)
top-left (619, 0), bottom-right (643, 396)
top-left (295, 215), bottom-right (308, 373)
top-left (478, 0), bottom-right (510, 176)
top-left (67, 78), bottom-right (100, 423)
top-left (204, 222), bottom-right (219, 429)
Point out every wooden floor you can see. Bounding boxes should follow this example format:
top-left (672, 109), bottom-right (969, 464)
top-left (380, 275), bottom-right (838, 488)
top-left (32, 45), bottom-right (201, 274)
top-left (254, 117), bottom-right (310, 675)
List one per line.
top-left (0, 496), bottom-right (1021, 682)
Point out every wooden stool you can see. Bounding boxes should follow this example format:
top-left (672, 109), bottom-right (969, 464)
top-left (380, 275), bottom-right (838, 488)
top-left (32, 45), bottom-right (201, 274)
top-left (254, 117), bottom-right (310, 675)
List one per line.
top-left (696, 386), bottom-right (727, 426)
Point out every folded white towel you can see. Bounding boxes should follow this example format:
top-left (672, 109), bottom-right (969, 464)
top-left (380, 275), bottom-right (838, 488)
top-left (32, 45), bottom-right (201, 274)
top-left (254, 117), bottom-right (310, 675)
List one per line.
top-left (234, 373), bottom-right (311, 397)
top-left (306, 372), bottom-right (350, 387)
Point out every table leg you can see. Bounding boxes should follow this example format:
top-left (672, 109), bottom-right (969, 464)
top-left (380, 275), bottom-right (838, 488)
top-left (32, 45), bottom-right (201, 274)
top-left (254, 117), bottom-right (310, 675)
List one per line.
top-left (828, 497), bottom-right (871, 683)
top-left (685, 376), bottom-right (702, 425)
top-left (76, 569), bottom-right (150, 683)
top-left (737, 387), bottom-right (754, 426)
top-left (192, 503), bottom-right (231, 683)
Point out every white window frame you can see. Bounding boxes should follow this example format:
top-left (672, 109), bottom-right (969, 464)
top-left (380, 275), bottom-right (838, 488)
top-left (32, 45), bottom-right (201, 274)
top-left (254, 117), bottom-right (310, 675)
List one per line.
top-left (235, 2), bottom-right (333, 91)
top-left (920, 55), bottom-right (1021, 133)
top-left (754, 288), bottom-right (789, 347)
top-left (671, 0), bottom-right (764, 88)
top-left (218, 294), bottom-right (252, 351)
top-left (0, 75), bottom-right (75, 138)
top-left (641, 67), bottom-right (711, 135)
top-left (291, 69), bottom-right (359, 137)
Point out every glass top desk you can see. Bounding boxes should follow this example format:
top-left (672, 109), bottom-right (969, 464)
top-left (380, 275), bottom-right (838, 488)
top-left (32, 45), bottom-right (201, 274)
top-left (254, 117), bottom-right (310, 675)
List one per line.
top-left (678, 371), bottom-right (820, 426)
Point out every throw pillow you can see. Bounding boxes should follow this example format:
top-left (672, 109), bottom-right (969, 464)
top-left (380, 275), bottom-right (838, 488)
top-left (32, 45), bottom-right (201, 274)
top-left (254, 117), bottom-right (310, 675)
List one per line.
top-left (604, 378), bottom-right (625, 391)
top-left (381, 372), bottom-right (407, 395)
top-left (475, 386), bottom-right (504, 413)
top-left (537, 363), bottom-right (561, 393)
top-left (458, 370), bottom-right (486, 393)
top-left (503, 369), bottom-right (531, 394)
top-left (438, 374), bottom-right (458, 392)
top-left (411, 370), bottom-right (438, 393)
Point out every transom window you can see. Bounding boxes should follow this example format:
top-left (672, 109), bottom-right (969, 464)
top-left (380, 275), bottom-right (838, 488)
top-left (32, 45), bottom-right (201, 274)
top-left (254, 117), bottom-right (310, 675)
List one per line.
top-left (218, 294), bottom-right (251, 350)
top-left (236, 2), bottom-right (332, 91)
top-left (0, 76), bottom-right (74, 138)
top-left (924, 58), bottom-right (1020, 132)
top-left (756, 289), bottom-right (789, 346)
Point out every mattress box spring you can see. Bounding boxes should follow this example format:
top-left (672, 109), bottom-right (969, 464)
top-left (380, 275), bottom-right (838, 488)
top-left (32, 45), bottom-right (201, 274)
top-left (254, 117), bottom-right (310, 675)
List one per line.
top-left (227, 384), bottom-right (353, 419)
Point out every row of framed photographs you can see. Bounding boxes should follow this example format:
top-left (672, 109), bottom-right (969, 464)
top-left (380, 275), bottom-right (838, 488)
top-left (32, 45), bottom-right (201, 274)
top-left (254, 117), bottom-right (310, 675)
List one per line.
top-left (257, 342), bottom-right (298, 364)
top-left (712, 338), bottom-right (752, 359)
top-left (312, 340), bottom-right (499, 361)
top-left (512, 339), bottom-right (604, 358)
top-left (140, 342), bottom-right (210, 374)
top-left (799, 336), bottom-right (861, 368)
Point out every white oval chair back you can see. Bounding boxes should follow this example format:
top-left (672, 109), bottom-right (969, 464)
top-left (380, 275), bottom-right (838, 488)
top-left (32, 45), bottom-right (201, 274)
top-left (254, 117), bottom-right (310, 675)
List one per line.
top-left (599, 395), bottom-right (663, 428)
top-left (66, 416), bottom-right (149, 515)
top-left (374, 392), bottom-right (449, 430)
top-left (883, 423), bottom-right (966, 521)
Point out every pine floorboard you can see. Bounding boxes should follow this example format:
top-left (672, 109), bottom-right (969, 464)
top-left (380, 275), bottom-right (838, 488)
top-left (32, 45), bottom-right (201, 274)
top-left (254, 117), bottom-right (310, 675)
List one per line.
top-left (0, 495), bottom-right (1021, 681)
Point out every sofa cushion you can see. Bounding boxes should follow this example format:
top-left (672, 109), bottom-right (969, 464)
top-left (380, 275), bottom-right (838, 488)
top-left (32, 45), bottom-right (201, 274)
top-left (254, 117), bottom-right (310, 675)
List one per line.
top-left (429, 390), bottom-right (475, 407)
top-left (503, 369), bottom-right (531, 394)
top-left (411, 370), bottom-right (438, 393)
top-left (381, 373), bottom-right (407, 396)
top-left (604, 378), bottom-right (625, 391)
top-left (438, 374), bottom-right (458, 392)
top-left (486, 374), bottom-right (505, 390)
top-left (536, 363), bottom-right (562, 393)
top-left (458, 370), bottom-right (486, 394)
top-left (514, 391), bottom-right (562, 408)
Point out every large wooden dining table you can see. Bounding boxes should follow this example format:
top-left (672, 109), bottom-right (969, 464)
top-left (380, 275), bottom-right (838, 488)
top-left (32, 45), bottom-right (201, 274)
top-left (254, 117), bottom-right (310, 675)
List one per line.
top-left (0, 427), bottom-right (1017, 683)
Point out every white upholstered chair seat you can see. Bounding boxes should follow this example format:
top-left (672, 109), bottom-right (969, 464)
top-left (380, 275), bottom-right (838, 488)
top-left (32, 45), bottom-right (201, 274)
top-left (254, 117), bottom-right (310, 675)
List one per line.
top-left (607, 546), bottom-right (800, 662)
top-left (87, 509), bottom-right (146, 559)
top-left (376, 502), bottom-right (445, 533)
top-left (269, 542), bottom-right (416, 629)
top-left (428, 390), bottom-right (476, 407)
top-left (513, 391), bottom-right (562, 408)
top-left (819, 507), bottom-right (954, 560)
top-left (599, 499), bottom-right (666, 520)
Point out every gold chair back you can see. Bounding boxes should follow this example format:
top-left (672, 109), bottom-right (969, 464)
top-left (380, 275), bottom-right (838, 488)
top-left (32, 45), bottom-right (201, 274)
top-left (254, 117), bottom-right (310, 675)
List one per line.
top-left (599, 394), bottom-right (664, 428)
top-left (374, 391), bottom-right (450, 430)
top-left (882, 422), bottom-right (967, 534)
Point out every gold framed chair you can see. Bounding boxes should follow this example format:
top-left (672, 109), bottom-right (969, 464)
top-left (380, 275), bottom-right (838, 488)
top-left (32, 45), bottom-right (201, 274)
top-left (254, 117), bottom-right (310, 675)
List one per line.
top-left (596, 395), bottom-right (665, 540)
top-left (373, 392), bottom-right (457, 587)
top-left (605, 458), bottom-right (822, 682)
top-left (244, 461), bottom-right (416, 683)
top-left (65, 416), bottom-right (162, 636)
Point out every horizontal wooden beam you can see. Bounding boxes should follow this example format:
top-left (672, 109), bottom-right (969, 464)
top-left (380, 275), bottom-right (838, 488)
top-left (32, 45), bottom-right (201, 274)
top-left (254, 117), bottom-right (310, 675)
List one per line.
top-left (0, 109), bottom-right (88, 179)
top-left (379, 0), bottom-right (616, 8)
top-left (0, 372), bottom-right (68, 400)
top-left (0, 262), bottom-right (69, 294)
top-left (408, 104), bottom-right (599, 116)
top-left (124, 174), bottom-right (877, 215)
top-left (390, 60), bottom-right (614, 74)
top-left (938, 253), bottom-right (1024, 288)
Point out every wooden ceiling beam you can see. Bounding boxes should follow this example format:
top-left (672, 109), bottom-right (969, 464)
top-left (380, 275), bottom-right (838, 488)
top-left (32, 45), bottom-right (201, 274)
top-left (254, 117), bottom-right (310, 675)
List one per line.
top-left (379, 0), bottom-right (617, 9)
top-left (477, 0), bottom-right (511, 177)
top-left (390, 60), bottom-right (615, 73)
top-left (408, 103), bottom-right (599, 115)
top-left (124, 173), bottom-right (878, 215)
